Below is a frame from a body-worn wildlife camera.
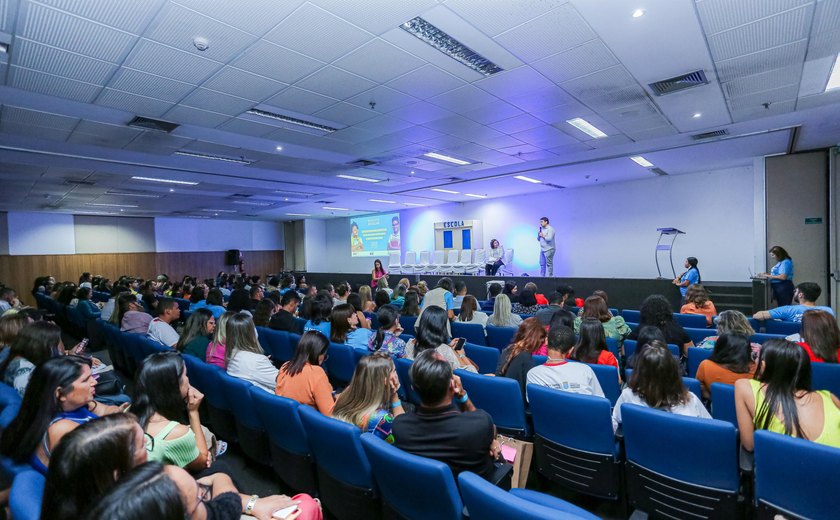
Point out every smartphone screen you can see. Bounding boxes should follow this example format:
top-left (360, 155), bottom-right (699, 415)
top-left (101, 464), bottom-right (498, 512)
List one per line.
top-left (272, 505), bottom-right (300, 519)
top-left (454, 337), bottom-right (466, 351)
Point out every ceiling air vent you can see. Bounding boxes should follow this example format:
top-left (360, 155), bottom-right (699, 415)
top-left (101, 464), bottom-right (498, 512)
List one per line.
top-left (691, 129), bottom-right (728, 140)
top-left (649, 70), bottom-right (708, 96)
top-left (544, 182), bottom-right (566, 189)
top-left (65, 178), bottom-right (96, 186)
top-left (230, 193), bottom-right (253, 198)
top-left (128, 116), bottom-right (179, 133)
top-left (650, 168), bottom-right (669, 176)
top-left (348, 159), bottom-right (377, 167)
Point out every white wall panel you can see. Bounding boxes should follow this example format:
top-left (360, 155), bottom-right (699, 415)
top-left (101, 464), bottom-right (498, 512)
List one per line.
top-left (7, 212), bottom-right (75, 255)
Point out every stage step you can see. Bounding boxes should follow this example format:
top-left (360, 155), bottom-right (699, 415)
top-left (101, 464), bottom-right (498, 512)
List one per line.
top-left (704, 283), bottom-right (753, 314)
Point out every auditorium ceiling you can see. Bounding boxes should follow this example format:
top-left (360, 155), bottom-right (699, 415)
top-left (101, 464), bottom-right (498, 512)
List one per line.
top-left (0, 0), bottom-right (838, 219)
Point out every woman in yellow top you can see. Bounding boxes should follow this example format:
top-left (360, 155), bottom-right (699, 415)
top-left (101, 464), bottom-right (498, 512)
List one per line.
top-left (679, 284), bottom-right (717, 326)
top-left (735, 339), bottom-right (840, 451)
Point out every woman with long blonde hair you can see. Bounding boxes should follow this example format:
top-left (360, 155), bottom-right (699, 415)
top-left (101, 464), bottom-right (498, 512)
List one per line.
top-left (333, 353), bottom-right (404, 443)
top-left (206, 311), bottom-right (235, 369)
top-left (359, 285), bottom-right (376, 312)
top-left (488, 294), bottom-right (522, 328)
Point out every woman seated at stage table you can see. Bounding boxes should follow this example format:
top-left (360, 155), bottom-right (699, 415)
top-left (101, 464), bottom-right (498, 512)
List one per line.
top-left (496, 318), bottom-right (547, 400)
top-left (679, 284), bottom-right (717, 326)
top-left (404, 306), bottom-right (478, 373)
top-left (457, 296), bottom-right (489, 330)
top-left (484, 239), bottom-right (505, 276)
top-left (511, 289), bottom-right (544, 315)
top-left (573, 295), bottom-right (631, 341)
top-left (488, 294), bottom-right (522, 328)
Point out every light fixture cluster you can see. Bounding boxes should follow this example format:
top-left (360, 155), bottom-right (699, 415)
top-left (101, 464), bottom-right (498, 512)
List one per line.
top-left (400, 17), bottom-right (503, 76)
top-left (131, 176), bottom-right (198, 186)
top-left (246, 108), bottom-right (339, 133)
top-left (566, 118), bottom-right (607, 138)
top-left (174, 151), bottom-right (251, 165)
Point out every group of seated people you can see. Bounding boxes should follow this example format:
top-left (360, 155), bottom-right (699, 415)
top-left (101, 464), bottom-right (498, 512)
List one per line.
top-left (3, 269), bottom-right (839, 518)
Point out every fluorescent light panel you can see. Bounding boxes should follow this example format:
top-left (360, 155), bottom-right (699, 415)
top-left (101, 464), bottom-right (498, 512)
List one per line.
top-left (465, 193), bottom-right (486, 198)
top-left (85, 203), bottom-right (139, 208)
top-left (402, 202), bottom-right (424, 207)
top-left (630, 155), bottom-right (654, 167)
top-left (246, 108), bottom-right (339, 133)
top-left (231, 201), bottom-right (273, 207)
top-left (826, 54), bottom-right (840, 92)
top-left (200, 209), bottom-right (237, 213)
top-left (286, 213), bottom-right (311, 217)
top-left (369, 199), bottom-right (396, 204)
top-left (105, 191), bottom-right (162, 198)
top-left (566, 118), bottom-right (608, 138)
top-left (424, 152), bottom-right (471, 165)
top-left (174, 151), bottom-right (251, 164)
top-left (337, 174), bottom-right (380, 183)
top-left (514, 175), bottom-right (542, 184)
top-left (400, 17), bottom-right (503, 76)
top-left (322, 206), bottom-right (349, 211)
top-left (431, 188), bottom-right (459, 194)
top-left (131, 176), bottom-right (198, 186)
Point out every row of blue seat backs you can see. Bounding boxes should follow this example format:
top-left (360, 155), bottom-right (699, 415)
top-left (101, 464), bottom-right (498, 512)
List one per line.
top-left (458, 369), bottom-right (529, 438)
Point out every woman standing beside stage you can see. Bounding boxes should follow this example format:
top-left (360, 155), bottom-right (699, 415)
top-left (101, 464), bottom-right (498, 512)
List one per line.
top-left (673, 257), bottom-right (700, 300)
top-left (371, 259), bottom-right (388, 290)
top-left (485, 239), bottom-right (505, 276)
top-left (760, 245), bottom-right (794, 306)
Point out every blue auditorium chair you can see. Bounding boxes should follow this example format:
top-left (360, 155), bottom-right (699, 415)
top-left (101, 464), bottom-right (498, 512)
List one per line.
top-left (362, 434), bottom-right (463, 520)
top-left (750, 332), bottom-right (786, 345)
top-left (587, 363), bottom-right (622, 406)
top-left (182, 355), bottom-right (236, 442)
top-left (293, 317), bottom-right (307, 334)
top-left (687, 346), bottom-right (713, 378)
top-left (398, 315), bottom-right (416, 336)
top-left (762, 320), bottom-right (801, 336)
top-left (624, 340), bottom-right (679, 361)
top-left (463, 342), bottom-right (499, 374)
top-left (256, 326), bottom-right (293, 361)
top-left (0, 382), bottom-right (22, 429)
top-left (812, 362), bottom-right (840, 397)
top-left (605, 337), bottom-right (621, 360)
top-left (10, 469), bottom-right (45, 520)
top-left (710, 383), bottom-right (737, 428)
top-left (220, 373), bottom-right (269, 465)
top-left (451, 321), bottom-right (486, 346)
top-left (175, 298), bottom-right (190, 312)
top-left (673, 313), bottom-right (708, 328)
top-left (684, 327), bottom-right (713, 345)
top-left (622, 404), bottom-right (742, 518)
top-left (326, 342), bottom-right (356, 389)
top-left (485, 325), bottom-right (516, 350)
top-left (458, 370), bottom-right (530, 439)
top-left (395, 357), bottom-right (420, 405)
top-left (298, 406), bottom-right (379, 520)
top-left (621, 309), bottom-right (640, 323)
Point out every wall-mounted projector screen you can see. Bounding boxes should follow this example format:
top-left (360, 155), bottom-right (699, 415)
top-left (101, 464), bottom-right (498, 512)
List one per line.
top-left (350, 213), bottom-right (400, 257)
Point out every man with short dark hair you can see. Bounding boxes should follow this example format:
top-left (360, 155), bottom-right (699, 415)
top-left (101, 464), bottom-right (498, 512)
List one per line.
top-left (0, 287), bottom-right (19, 314)
top-left (535, 291), bottom-right (564, 326)
top-left (146, 298), bottom-right (180, 347)
top-left (537, 216), bottom-right (556, 276)
top-left (392, 350), bottom-right (509, 486)
top-left (526, 326), bottom-right (604, 400)
top-left (333, 284), bottom-right (349, 307)
top-left (753, 282), bottom-right (834, 323)
top-left (452, 280), bottom-right (468, 308)
top-left (269, 291), bottom-right (301, 332)
top-left (249, 284), bottom-right (264, 311)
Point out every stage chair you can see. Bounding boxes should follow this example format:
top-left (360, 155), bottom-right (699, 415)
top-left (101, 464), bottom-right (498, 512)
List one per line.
top-left (439, 249), bottom-right (458, 274)
top-left (622, 405), bottom-right (742, 518)
top-left (812, 362), bottom-right (840, 396)
top-left (754, 430), bottom-right (840, 520)
top-left (401, 251), bottom-right (418, 275)
top-left (459, 370), bottom-right (530, 439)
top-left (499, 248), bottom-right (514, 276)
top-left (762, 320), bottom-right (800, 335)
top-left (415, 250), bottom-right (431, 274)
top-left (710, 383), bottom-right (737, 428)
top-left (428, 250), bottom-right (445, 274)
top-left (453, 249), bottom-right (470, 274)
top-left (463, 342), bottom-right (499, 374)
top-left (470, 248), bottom-right (487, 275)
top-left (687, 347), bottom-right (713, 378)
top-left (10, 469), bottom-right (45, 520)
top-left (387, 251), bottom-right (401, 273)
top-left (451, 321), bottom-right (486, 346)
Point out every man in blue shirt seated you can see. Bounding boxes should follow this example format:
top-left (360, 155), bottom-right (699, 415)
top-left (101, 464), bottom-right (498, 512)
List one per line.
top-left (753, 282), bottom-right (834, 323)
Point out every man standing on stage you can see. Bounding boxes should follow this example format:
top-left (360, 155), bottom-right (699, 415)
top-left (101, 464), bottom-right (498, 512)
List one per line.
top-left (538, 217), bottom-right (556, 277)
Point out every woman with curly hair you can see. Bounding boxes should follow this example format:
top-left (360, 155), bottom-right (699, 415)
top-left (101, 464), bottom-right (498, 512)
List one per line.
top-left (629, 294), bottom-right (693, 356)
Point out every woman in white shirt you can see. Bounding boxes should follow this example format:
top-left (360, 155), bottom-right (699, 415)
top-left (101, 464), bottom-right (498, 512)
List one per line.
top-left (612, 341), bottom-right (710, 430)
top-left (485, 239), bottom-right (505, 276)
top-left (457, 296), bottom-right (488, 330)
top-left (224, 312), bottom-right (278, 393)
top-left (488, 294), bottom-right (522, 328)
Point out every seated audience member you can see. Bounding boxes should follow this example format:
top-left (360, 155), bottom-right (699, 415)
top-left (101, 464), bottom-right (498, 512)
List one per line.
top-left (399, 290), bottom-right (421, 317)
top-left (116, 294), bottom-right (152, 334)
top-left (226, 288), bottom-right (252, 314)
top-left (535, 292), bottom-right (565, 326)
top-left (457, 295), bottom-right (489, 329)
top-left (511, 289), bottom-right (543, 315)
top-left (405, 306), bottom-right (478, 373)
top-left (416, 280), bottom-right (429, 297)
top-left (333, 353), bottom-right (404, 443)
top-left (374, 289), bottom-right (392, 311)
top-left (524, 282), bottom-right (548, 306)
top-left (679, 284), bottom-right (717, 326)
top-left (359, 285), bottom-right (376, 312)
top-left (697, 310), bottom-right (760, 358)
top-left (572, 318), bottom-right (620, 375)
top-left (626, 325), bottom-right (667, 369)
top-left (333, 284), bottom-right (349, 307)
top-left (203, 288), bottom-right (226, 319)
top-left (99, 285), bottom-right (125, 321)
top-left (331, 303), bottom-right (373, 349)
top-left (557, 284), bottom-right (580, 311)
top-left (573, 295), bottom-right (631, 341)
top-left (735, 339), bottom-right (840, 450)
top-left (798, 309), bottom-right (840, 363)
top-left (225, 313), bottom-right (278, 393)
top-left (452, 281), bottom-right (468, 309)
top-left (417, 278), bottom-right (457, 323)
top-left (41, 414), bottom-right (146, 520)
top-left (252, 299), bottom-right (275, 328)
top-left (146, 298), bottom-right (181, 348)
top-left (206, 311), bottom-right (234, 368)
top-left (696, 333), bottom-right (756, 399)
top-left (86, 462), bottom-right (316, 520)
top-left (487, 294), bottom-right (523, 328)
top-left (496, 318), bottom-right (547, 399)
top-left (368, 305), bottom-right (407, 358)
top-left (276, 331), bottom-right (334, 415)
top-left (389, 285), bottom-right (405, 308)
top-left (346, 293), bottom-right (372, 329)
top-left (753, 282), bottom-right (834, 323)
top-left (526, 325), bottom-right (605, 399)
top-left (73, 287), bottom-right (101, 320)
top-left (392, 350), bottom-right (506, 484)
top-left (629, 294), bottom-right (694, 356)
top-left (304, 292), bottom-right (333, 337)
top-left (249, 284), bottom-right (264, 311)
top-left (547, 308), bottom-right (576, 332)
top-left (269, 290), bottom-right (301, 332)
top-left (188, 285), bottom-right (207, 311)
top-left (481, 283), bottom-right (503, 312)
top-left (0, 356), bottom-right (126, 473)
top-left (613, 342), bottom-right (711, 429)
top-left (0, 313), bottom-right (29, 363)
top-left (377, 276), bottom-right (393, 297)
top-left (175, 308), bottom-right (215, 360)
top-left (133, 352), bottom-right (211, 472)
top-left (1, 321), bottom-right (64, 396)
top-left (502, 281), bottom-right (518, 304)
top-left (0, 287), bottom-right (20, 314)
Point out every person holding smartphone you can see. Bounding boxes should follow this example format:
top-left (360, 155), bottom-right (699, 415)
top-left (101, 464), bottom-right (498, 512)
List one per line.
top-left (404, 306), bottom-right (478, 373)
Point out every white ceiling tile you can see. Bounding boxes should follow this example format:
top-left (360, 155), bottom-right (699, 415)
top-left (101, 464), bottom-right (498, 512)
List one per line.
top-left (231, 40), bottom-right (325, 83)
top-left (13, 38), bottom-right (118, 85)
top-left (419, 134), bottom-right (471, 151)
top-left (217, 118), bottom-right (277, 137)
top-left (600, 101), bottom-right (661, 123)
top-left (202, 67), bottom-right (287, 102)
top-left (35, 0), bottom-right (164, 33)
top-left (326, 126), bottom-right (381, 144)
top-left (611, 114), bottom-right (674, 134)
top-left (265, 87), bottom-right (339, 115)
top-left (443, 0), bottom-right (568, 37)
top-left (181, 88), bottom-right (254, 116)
top-left (428, 84), bottom-right (499, 112)
top-left (313, 102), bottom-right (378, 126)
top-left (422, 114), bottom-right (480, 134)
top-left (506, 86), bottom-right (577, 113)
top-left (497, 143), bottom-right (541, 156)
top-left (386, 64), bottom-right (465, 99)
top-left (346, 86), bottom-right (419, 112)
top-left (474, 66), bottom-right (553, 98)
top-left (95, 88), bottom-right (175, 117)
top-left (796, 88), bottom-right (840, 110)
top-left (174, 0), bottom-right (306, 35)
top-left (466, 149), bottom-right (525, 166)
top-left (295, 66), bottom-right (377, 99)
top-left (462, 101), bottom-right (524, 125)
top-left (547, 142), bottom-right (593, 155)
top-left (584, 134), bottom-right (633, 148)
top-left (68, 123), bottom-right (143, 148)
top-left (388, 101), bottom-right (454, 124)
top-left (489, 113), bottom-right (545, 134)
top-left (806, 26), bottom-right (840, 60)
top-left (109, 68), bottom-right (196, 102)
top-left (8, 66), bottom-right (103, 102)
top-left (352, 114), bottom-right (414, 136)
top-left (469, 133), bottom-right (524, 150)
top-left (494, 3), bottom-right (596, 62)
top-left (510, 125), bottom-right (578, 148)
top-left (333, 38), bottom-right (425, 83)
top-left (163, 105), bottom-right (231, 127)
top-left (696, 0), bottom-right (813, 34)
top-left (561, 66), bottom-right (649, 111)
top-left (19, 2), bottom-right (138, 62)
top-left (1, 106), bottom-right (79, 130)
top-left (716, 40), bottom-right (808, 82)
top-left (531, 102), bottom-right (592, 125)
top-left (123, 39), bottom-right (222, 84)
top-left (532, 39), bottom-right (619, 84)
top-left (122, 132), bottom-right (193, 154)
top-left (378, 125), bottom-right (446, 144)
top-left (145, 2), bottom-right (258, 63)
top-left (1, 0), bottom-right (18, 33)
top-left (727, 84), bottom-right (800, 111)
top-left (707, 5), bottom-right (813, 61)
top-left (309, 0), bottom-right (439, 35)
top-left (812, 0), bottom-right (840, 35)
top-left (731, 99), bottom-right (796, 122)
top-left (264, 3), bottom-right (373, 62)
top-left (723, 64), bottom-right (801, 98)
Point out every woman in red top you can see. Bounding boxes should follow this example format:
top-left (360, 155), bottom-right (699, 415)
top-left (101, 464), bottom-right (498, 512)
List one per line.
top-left (798, 310), bottom-right (840, 363)
top-left (573, 318), bottom-right (621, 382)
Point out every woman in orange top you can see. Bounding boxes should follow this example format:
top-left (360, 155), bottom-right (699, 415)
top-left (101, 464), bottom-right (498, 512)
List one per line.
top-left (696, 333), bottom-right (755, 399)
top-left (679, 284), bottom-right (717, 326)
top-left (275, 331), bottom-right (335, 416)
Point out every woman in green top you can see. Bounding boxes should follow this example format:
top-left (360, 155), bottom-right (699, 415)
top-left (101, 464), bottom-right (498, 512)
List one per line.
top-left (574, 295), bottom-right (631, 341)
top-left (132, 352), bottom-right (210, 472)
top-left (175, 309), bottom-right (215, 360)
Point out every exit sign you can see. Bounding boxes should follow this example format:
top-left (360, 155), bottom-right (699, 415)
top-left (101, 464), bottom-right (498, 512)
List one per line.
top-left (805, 217), bottom-right (823, 225)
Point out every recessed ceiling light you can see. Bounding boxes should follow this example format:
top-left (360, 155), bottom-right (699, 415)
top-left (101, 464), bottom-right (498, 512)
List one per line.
top-left (630, 155), bottom-right (654, 168)
top-left (566, 118), bottom-right (608, 138)
top-left (322, 206), bottom-right (349, 211)
top-left (105, 191), bottom-right (162, 198)
top-left (86, 203), bottom-right (139, 208)
top-left (410, 170), bottom-right (415, 174)
top-left (0, 42), bottom-right (9, 54)
top-left (403, 202), bottom-right (425, 207)
top-left (174, 150), bottom-right (251, 164)
top-left (132, 176), bottom-right (198, 186)
top-left (275, 145), bottom-right (283, 151)
top-left (286, 213), bottom-right (311, 217)
top-left (431, 188), bottom-right (459, 194)
top-left (826, 53), bottom-right (840, 92)
top-left (632, 9), bottom-right (646, 18)
top-left (169, 188), bottom-right (175, 192)
top-left (337, 174), bottom-right (380, 183)
top-left (400, 17), bottom-right (503, 76)
top-left (231, 201), bottom-right (273, 207)
top-left (246, 108), bottom-right (339, 133)
top-left (692, 112), bottom-right (702, 118)
top-left (200, 209), bottom-right (237, 213)
top-left (465, 193), bottom-right (487, 198)
top-left (369, 199), bottom-right (396, 204)
top-left (284, 198), bottom-right (289, 201)
top-left (424, 152), bottom-right (471, 165)
top-left (514, 175), bottom-right (542, 184)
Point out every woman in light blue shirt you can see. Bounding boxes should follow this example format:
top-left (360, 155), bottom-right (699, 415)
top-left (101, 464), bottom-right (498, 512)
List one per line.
top-left (673, 257), bottom-right (700, 300)
top-left (762, 245), bottom-right (794, 305)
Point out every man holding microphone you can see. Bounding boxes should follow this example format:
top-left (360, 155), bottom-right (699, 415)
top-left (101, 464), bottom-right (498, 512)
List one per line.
top-left (538, 217), bottom-right (556, 277)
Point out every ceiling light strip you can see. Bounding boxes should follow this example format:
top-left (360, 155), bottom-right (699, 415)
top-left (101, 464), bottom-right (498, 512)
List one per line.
top-left (431, 188), bottom-right (459, 194)
top-left (424, 152), bottom-right (471, 165)
top-left (566, 118), bottom-right (608, 138)
top-left (246, 108), bottom-right (339, 133)
top-left (513, 175), bottom-right (541, 184)
top-left (400, 17), bottom-right (503, 76)
top-left (174, 151), bottom-right (251, 165)
top-left (337, 174), bottom-right (381, 183)
top-left (131, 176), bottom-right (198, 186)
top-left (630, 155), bottom-right (654, 167)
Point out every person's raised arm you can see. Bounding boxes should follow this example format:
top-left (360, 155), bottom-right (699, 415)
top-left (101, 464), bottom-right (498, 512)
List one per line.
top-left (185, 386), bottom-right (210, 472)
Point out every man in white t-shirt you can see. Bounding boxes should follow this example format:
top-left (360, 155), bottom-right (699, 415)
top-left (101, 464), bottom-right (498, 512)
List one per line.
top-left (146, 298), bottom-right (181, 348)
top-left (526, 325), bottom-right (604, 401)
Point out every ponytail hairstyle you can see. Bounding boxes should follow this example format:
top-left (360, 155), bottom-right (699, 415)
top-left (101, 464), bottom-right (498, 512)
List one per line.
top-left (371, 305), bottom-right (400, 352)
top-left (686, 257), bottom-right (701, 283)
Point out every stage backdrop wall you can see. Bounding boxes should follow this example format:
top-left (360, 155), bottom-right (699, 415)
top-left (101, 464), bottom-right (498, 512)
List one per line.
top-left (321, 165), bottom-right (755, 281)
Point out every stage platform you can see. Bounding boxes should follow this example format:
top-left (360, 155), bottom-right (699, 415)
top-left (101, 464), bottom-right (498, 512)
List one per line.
top-left (299, 273), bottom-right (749, 312)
